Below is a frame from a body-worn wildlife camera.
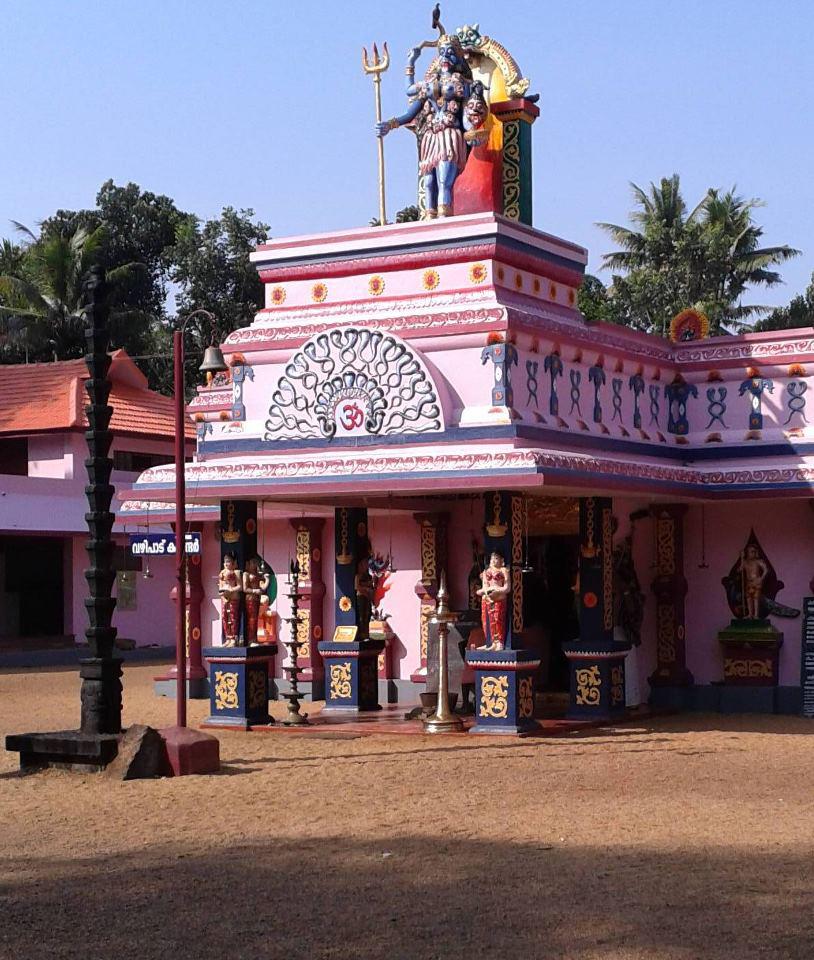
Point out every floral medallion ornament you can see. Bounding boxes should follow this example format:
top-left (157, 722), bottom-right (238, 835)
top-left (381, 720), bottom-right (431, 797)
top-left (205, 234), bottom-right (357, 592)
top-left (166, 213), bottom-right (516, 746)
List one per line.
top-left (670, 308), bottom-right (710, 343)
top-left (270, 286), bottom-right (286, 306)
top-left (422, 268), bottom-right (440, 291)
top-left (368, 275), bottom-right (385, 296)
top-left (339, 596), bottom-right (353, 613)
top-left (469, 263), bottom-right (487, 284)
top-left (311, 282), bottom-right (328, 303)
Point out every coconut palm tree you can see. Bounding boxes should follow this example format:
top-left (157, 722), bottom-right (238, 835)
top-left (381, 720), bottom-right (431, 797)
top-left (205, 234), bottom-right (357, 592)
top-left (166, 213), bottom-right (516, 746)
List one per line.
top-left (0, 222), bottom-right (143, 361)
top-left (597, 176), bottom-right (799, 336)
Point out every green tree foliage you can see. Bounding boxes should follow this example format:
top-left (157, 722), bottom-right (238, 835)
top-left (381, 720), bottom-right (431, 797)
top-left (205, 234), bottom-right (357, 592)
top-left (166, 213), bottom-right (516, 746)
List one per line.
top-left (0, 186), bottom-right (270, 394)
top-left (369, 204), bottom-right (421, 226)
top-left (0, 222), bottom-right (144, 361)
top-left (597, 175), bottom-right (799, 336)
top-left (754, 272), bottom-right (814, 331)
top-left (171, 206), bottom-right (269, 348)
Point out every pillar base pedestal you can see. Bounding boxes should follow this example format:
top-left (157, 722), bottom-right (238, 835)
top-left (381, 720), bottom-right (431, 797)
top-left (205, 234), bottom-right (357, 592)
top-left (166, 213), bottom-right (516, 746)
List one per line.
top-left (202, 645), bottom-right (277, 729)
top-left (563, 643), bottom-right (628, 721)
top-left (317, 639), bottom-right (384, 714)
top-left (465, 649), bottom-right (540, 735)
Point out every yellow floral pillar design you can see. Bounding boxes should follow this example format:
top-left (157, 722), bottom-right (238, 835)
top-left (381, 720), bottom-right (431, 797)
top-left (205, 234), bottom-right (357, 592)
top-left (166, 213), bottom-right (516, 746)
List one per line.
top-left (518, 676), bottom-right (534, 718)
top-left (329, 662), bottom-right (353, 700)
top-left (214, 671), bottom-right (239, 711)
top-left (479, 675), bottom-right (509, 718)
top-left (575, 665), bottom-right (601, 706)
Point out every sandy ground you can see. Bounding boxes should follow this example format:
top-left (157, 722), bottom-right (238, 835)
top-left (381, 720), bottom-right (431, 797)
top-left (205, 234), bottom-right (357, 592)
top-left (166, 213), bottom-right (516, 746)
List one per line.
top-left (1, 664), bottom-right (814, 960)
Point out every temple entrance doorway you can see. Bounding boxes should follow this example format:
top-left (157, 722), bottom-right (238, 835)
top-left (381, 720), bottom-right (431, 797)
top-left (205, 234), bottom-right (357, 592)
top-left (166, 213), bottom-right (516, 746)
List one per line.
top-left (523, 534), bottom-right (580, 692)
top-left (521, 497), bottom-right (580, 699)
top-left (0, 535), bottom-right (65, 642)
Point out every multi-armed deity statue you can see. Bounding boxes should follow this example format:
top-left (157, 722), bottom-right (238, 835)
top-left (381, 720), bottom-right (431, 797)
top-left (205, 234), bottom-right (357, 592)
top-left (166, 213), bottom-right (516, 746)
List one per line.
top-left (376, 10), bottom-right (491, 219)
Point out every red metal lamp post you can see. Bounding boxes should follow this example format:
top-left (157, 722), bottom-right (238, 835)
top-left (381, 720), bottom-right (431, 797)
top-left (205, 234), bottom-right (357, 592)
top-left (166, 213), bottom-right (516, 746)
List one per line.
top-left (172, 310), bottom-right (228, 726)
top-left (159, 312), bottom-right (225, 776)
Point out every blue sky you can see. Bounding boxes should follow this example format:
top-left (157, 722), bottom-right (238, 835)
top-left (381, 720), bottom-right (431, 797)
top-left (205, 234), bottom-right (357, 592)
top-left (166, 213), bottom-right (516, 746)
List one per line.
top-left (2, 0), bottom-right (812, 308)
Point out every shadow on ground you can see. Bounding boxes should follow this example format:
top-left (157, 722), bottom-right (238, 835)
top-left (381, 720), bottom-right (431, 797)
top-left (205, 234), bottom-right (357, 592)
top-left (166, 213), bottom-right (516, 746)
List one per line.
top-left (1, 835), bottom-right (812, 960)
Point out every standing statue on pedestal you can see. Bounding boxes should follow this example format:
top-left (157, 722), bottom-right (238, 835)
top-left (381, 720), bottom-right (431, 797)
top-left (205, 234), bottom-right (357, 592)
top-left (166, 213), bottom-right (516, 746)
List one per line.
top-left (218, 553), bottom-right (243, 646)
top-left (376, 9), bottom-right (483, 219)
top-left (355, 557), bottom-right (375, 639)
top-left (722, 529), bottom-right (799, 622)
top-left (242, 556), bottom-right (268, 645)
top-left (477, 550), bottom-right (511, 650)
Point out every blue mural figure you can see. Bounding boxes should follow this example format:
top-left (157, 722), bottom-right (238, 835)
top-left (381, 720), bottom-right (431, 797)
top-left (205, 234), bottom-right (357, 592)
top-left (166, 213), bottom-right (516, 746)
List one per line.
top-left (543, 352), bottom-right (563, 415)
top-left (705, 387), bottom-right (727, 429)
top-left (648, 384), bottom-right (660, 428)
top-left (629, 373), bottom-right (645, 429)
top-left (785, 380), bottom-right (808, 425)
top-left (739, 376), bottom-right (774, 431)
top-left (376, 22), bottom-right (484, 218)
top-left (611, 378), bottom-right (623, 422)
top-left (569, 369), bottom-right (582, 416)
top-left (481, 341), bottom-right (518, 407)
top-left (588, 365), bottom-right (606, 424)
top-left (526, 359), bottom-right (539, 408)
top-left (665, 381), bottom-right (698, 435)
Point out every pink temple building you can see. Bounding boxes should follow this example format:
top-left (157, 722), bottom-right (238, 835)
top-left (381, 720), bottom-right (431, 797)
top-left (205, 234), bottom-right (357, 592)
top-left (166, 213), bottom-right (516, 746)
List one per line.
top-left (0, 351), bottom-right (192, 653)
top-left (118, 20), bottom-right (814, 725)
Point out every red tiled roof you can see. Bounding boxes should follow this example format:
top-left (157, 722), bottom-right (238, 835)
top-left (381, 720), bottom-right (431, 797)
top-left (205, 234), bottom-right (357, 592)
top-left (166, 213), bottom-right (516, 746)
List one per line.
top-left (0, 351), bottom-right (194, 439)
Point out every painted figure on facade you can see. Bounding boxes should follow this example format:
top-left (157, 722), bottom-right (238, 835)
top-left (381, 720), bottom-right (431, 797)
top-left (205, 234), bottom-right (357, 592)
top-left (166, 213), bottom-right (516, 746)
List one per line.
top-left (355, 557), bottom-right (375, 639)
top-left (218, 552), bottom-right (243, 645)
top-left (722, 529), bottom-right (800, 622)
top-left (376, 12), bottom-right (481, 218)
top-left (242, 556), bottom-right (269, 645)
top-left (477, 550), bottom-right (511, 650)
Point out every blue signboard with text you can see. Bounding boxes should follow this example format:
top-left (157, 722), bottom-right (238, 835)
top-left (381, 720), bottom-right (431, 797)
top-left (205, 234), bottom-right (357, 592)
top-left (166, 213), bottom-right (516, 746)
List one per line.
top-left (128, 533), bottom-right (201, 557)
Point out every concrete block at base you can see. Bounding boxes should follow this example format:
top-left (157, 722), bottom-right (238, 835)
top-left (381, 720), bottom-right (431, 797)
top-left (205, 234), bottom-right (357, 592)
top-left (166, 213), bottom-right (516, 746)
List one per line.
top-left (159, 726), bottom-right (220, 776)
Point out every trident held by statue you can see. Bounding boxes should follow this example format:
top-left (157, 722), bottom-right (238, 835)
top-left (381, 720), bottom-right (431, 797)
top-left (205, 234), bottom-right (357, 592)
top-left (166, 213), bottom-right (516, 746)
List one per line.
top-left (362, 41), bottom-right (390, 226)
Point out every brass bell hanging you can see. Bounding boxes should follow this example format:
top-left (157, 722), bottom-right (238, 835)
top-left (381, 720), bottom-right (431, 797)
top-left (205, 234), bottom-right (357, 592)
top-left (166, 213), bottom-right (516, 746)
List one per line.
top-left (198, 344), bottom-right (228, 384)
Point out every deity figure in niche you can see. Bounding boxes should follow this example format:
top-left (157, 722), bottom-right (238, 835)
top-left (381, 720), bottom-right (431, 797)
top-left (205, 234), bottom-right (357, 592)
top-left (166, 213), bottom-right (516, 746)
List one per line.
top-left (376, 24), bottom-right (481, 218)
top-left (218, 553), bottom-right (242, 646)
top-left (477, 550), bottom-right (511, 650)
top-left (721, 529), bottom-right (800, 622)
top-left (355, 557), bottom-right (375, 640)
top-left (242, 556), bottom-right (269, 645)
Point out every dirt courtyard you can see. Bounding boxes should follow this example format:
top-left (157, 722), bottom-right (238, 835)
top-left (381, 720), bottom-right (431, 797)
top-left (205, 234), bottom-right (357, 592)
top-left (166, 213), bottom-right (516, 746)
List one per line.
top-left (1, 664), bottom-right (813, 960)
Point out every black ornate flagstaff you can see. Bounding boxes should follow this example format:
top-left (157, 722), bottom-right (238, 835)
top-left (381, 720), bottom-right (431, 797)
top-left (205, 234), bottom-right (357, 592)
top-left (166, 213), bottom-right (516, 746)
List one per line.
top-left (281, 559), bottom-right (309, 726)
top-left (80, 266), bottom-right (123, 735)
top-left (6, 267), bottom-right (122, 769)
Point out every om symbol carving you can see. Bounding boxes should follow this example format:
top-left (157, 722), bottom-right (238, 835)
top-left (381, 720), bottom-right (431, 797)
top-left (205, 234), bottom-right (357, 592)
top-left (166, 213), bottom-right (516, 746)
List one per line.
top-left (329, 662), bottom-right (353, 700)
top-left (339, 401), bottom-right (365, 431)
top-left (214, 671), bottom-right (239, 711)
top-left (479, 675), bottom-right (509, 718)
top-left (575, 665), bottom-right (601, 706)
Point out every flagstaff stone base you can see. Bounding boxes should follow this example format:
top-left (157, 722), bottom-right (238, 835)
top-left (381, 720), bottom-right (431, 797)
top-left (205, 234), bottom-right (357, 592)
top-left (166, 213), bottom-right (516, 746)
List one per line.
top-left (563, 644), bottom-right (628, 721)
top-left (465, 649), bottom-right (540, 735)
top-left (5, 730), bottom-right (120, 772)
top-left (202, 645), bottom-right (277, 729)
top-left (317, 639), bottom-right (385, 714)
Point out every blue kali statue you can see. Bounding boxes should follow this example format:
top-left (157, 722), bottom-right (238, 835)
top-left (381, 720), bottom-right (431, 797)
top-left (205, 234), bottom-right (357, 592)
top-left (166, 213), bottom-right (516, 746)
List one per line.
top-left (376, 13), bottom-right (488, 220)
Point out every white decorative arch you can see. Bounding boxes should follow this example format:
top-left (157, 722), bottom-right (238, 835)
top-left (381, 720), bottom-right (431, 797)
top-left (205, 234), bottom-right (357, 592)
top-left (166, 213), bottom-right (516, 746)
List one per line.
top-left (263, 327), bottom-right (445, 442)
